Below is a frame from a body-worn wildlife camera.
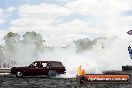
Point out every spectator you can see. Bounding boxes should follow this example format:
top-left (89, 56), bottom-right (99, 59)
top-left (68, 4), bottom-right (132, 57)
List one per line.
top-left (128, 46), bottom-right (132, 59)
top-left (3, 63), bottom-right (6, 68)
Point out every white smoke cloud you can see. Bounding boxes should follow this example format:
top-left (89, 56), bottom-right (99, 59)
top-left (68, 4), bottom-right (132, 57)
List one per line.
top-left (6, 0), bottom-right (132, 46)
top-left (36, 36), bottom-right (132, 77)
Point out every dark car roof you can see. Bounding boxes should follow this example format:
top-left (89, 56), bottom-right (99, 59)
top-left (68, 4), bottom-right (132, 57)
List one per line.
top-left (34, 61), bottom-right (61, 63)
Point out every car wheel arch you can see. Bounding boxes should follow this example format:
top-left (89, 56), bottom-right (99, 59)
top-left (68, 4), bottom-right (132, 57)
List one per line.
top-left (48, 70), bottom-right (58, 78)
top-left (15, 71), bottom-right (23, 78)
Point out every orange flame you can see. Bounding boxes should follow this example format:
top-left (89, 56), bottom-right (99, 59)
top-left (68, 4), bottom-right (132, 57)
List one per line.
top-left (77, 65), bottom-right (86, 76)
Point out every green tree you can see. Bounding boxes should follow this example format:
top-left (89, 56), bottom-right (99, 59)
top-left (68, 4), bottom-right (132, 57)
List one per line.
top-left (74, 38), bottom-right (94, 52)
top-left (0, 45), bottom-right (4, 66)
top-left (4, 32), bottom-right (20, 50)
top-left (23, 31), bottom-right (45, 51)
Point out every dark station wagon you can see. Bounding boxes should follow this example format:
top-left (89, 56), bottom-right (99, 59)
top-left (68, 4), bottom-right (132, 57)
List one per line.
top-left (11, 61), bottom-right (66, 78)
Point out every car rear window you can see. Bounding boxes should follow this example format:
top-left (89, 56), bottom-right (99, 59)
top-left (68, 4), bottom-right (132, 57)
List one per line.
top-left (50, 62), bottom-right (62, 67)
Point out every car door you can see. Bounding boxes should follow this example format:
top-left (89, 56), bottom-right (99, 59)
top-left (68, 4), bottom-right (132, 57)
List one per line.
top-left (26, 62), bottom-right (38, 75)
top-left (33, 62), bottom-right (46, 75)
top-left (38, 62), bottom-right (48, 75)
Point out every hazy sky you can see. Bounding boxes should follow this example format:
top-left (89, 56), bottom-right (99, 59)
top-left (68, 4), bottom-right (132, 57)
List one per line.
top-left (0, 0), bottom-right (132, 46)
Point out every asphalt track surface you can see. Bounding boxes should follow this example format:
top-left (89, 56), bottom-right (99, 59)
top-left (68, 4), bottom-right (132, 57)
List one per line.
top-left (0, 71), bottom-right (132, 88)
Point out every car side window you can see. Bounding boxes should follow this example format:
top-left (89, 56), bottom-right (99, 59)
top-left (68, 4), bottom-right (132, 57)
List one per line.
top-left (47, 63), bottom-right (51, 68)
top-left (50, 62), bottom-right (62, 67)
top-left (31, 62), bottom-right (41, 68)
top-left (32, 62), bottom-right (38, 67)
top-left (41, 63), bottom-right (47, 67)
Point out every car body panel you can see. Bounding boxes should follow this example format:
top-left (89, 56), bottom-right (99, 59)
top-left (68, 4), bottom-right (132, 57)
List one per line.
top-left (11, 61), bottom-right (66, 76)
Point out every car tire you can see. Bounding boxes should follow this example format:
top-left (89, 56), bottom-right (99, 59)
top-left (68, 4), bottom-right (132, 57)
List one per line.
top-left (16, 71), bottom-right (23, 78)
top-left (48, 70), bottom-right (57, 78)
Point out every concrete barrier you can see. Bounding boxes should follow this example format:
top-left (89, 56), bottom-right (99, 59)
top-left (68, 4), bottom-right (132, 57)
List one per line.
top-left (0, 68), bottom-right (10, 73)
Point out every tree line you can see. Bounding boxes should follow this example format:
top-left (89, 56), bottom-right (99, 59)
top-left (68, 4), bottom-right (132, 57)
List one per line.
top-left (0, 31), bottom-right (45, 67)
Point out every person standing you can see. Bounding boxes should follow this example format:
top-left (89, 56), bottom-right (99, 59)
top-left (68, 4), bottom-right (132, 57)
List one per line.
top-left (128, 46), bottom-right (132, 59)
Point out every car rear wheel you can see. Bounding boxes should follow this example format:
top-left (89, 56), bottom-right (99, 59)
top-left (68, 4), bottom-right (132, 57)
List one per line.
top-left (48, 70), bottom-right (57, 78)
top-left (16, 71), bottom-right (23, 78)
